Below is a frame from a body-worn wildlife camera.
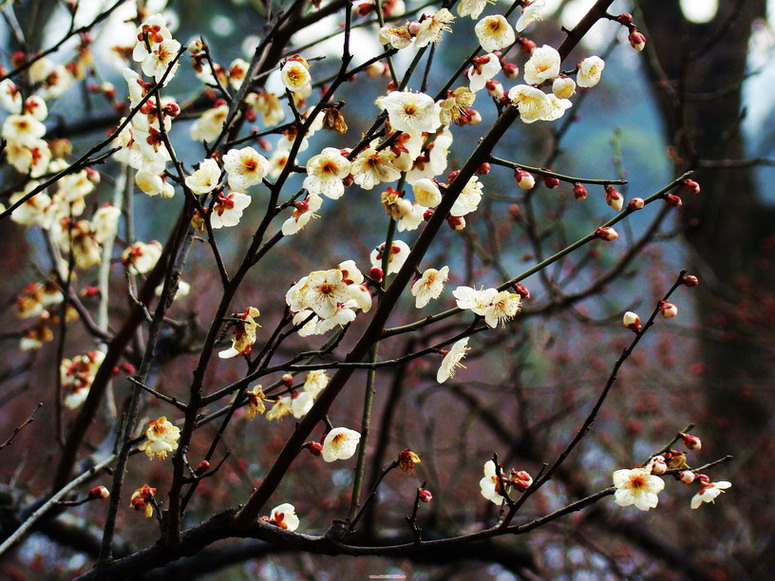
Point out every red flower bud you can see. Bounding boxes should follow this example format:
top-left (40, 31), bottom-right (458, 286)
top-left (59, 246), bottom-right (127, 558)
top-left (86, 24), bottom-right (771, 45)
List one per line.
top-left (88, 486), bottom-right (110, 500)
top-left (682, 179), bottom-right (701, 195)
top-left (369, 267), bottom-right (383, 283)
top-left (665, 193), bottom-right (683, 207)
top-left (596, 227), bottom-right (619, 241)
top-left (680, 433), bottom-right (702, 451)
top-left (418, 488), bottom-right (433, 503)
top-left (682, 275), bottom-right (699, 287)
top-left (616, 13), bottom-right (633, 26)
top-left (627, 197), bottom-right (645, 210)
top-left (659, 301), bottom-right (678, 319)
top-left (543, 175), bottom-right (560, 189)
top-left (194, 460), bottom-right (211, 475)
top-left (573, 183), bottom-right (588, 201)
top-left (629, 30), bottom-right (647, 51)
top-left (513, 283), bottom-right (530, 300)
top-left (476, 162), bottom-right (491, 175)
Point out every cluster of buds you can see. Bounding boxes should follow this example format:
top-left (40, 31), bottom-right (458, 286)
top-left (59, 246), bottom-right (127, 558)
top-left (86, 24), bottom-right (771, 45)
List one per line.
top-left (509, 469), bottom-right (534, 492)
top-left (615, 13), bottom-right (647, 51)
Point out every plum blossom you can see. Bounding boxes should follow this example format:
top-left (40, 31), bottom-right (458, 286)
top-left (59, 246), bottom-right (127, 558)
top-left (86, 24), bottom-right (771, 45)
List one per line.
top-left (210, 192), bottom-right (251, 229)
top-left (523, 45), bottom-right (561, 85)
top-left (480, 460), bottom-right (505, 504)
top-left (268, 503), bottom-right (299, 531)
top-left (219, 306), bottom-right (261, 359)
top-left (414, 8), bottom-right (454, 48)
top-left (691, 479), bottom-right (732, 509)
top-left (222, 147), bottom-right (269, 190)
top-left (370, 240), bottom-right (411, 275)
top-left (437, 337), bottom-right (469, 383)
top-left (185, 158), bottom-right (221, 194)
top-left (411, 266), bottom-right (449, 308)
top-left (413, 178), bottom-right (442, 208)
top-left (381, 91), bottom-right (441, 134)
top-left (612, 467), bottom-right (665, 511)
top-left (121, 240), bottom-right (162, 274)
top-left (303, 147), bottom-right (352, 199)
top-left (475, 15), bottom-right (515, 53)
top-left (130, 485), bottom-right (157, 519)
top-left (450, 176), bottom-right (484, 217)
top-left (577, 56), bottom-right (605, 88)
top-left (322, 427), bottom-right (361, 462)
top-left (281, 58), bottom-right (311, 93)
top-left (468, 53), bottom-right (501, 93)
top-left (138, 416), bottom-right (181, 460)
top-left (454, 286), bottom-right (522, 328)
top-left (61, 351), bottom-right (105, 409)
top-left (508, 85), bottom-right (554, 123)
top-left (456, 0), bottom-right (490, 19)
top-left (516, 0), bottom-right (546, 32)
top-left (351, 147), bottom-right (402, 191)
top-left (282, 194), bottom-right (323, 236)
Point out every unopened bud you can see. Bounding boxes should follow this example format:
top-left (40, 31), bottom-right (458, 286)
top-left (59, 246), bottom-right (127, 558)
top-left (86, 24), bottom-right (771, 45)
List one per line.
top-left (628, 197), bottom-right (644, 210)
top-left (447, 170), bottom-right (460, 183)
top-left (573, 183), bottom-right (588, 201)
top-left (447, 215), bottom-right (466, 231)
top-left (605, 185), bottom-right (624, 211)
top-left (629, 30), bottom-right (647, 51)
top-left (418, 488), bottom-right (433, 502)
top-left (423, 209), bottom-right (434, 221)
top-left (513, 283), bottom-right (530, 300)
top-left (665, 193), bottom-right (682, 207)
top-left (305, 441), bottom-right (323, 456)
top-left (623, 311), bottom-right (641, 333)
top-left (682, 179), bottom-right (701, 195)
top-left (281, 373), bottom-right (294, 387)
top-left (501, 62), bottom-right (519, 78)
top-left (680, 470), bottom-right (696, 484)
top-left (659, 301), bottom-right (678, 319)
top-left (408, 20), bottom-right (422, 36)
top-left (517, 37), bottom-right (536, 55)
top-left (682, 275), bottom-right (699, 287)
top-left (355, 1), bottom-right (375, 16)
top-left (650, 456), bottom-right (667, 475)
top-left (680, 432), bottom-right (702, 451)
top-left (617, 12), bottom-right (633, 26)
top-left (515, 169), bottom-right (535, 190)
top-left (476, 162), bottom-right (491, 175)
top-left (596, 227), bottom-right (619, 241)
top-left (485, 80), bottom-right (504, 99)
top-left (466, 108), bottom-right (482, 125)
top-left (543, 175), bottom-right (560, 189)
top-left (369, 267), bottom-right (384, 283)
top-left (511, 470), bottom-right (533, 492)
top-left (365, 61), bottom-right (387, 78)
top-left (552, 76), bottom-right (576, 99)
top-left (187, 39), bottom-right (204, 53)
top-left (88, 486), bottom-right (110, 500)
top-left (194, 460), bottom-right (211, 475)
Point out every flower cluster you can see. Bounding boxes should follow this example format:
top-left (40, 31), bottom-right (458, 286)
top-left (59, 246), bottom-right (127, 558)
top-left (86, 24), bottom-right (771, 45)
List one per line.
top-left (479, 460), bottom-right (533, 504)
top-left (60, 351), bottom-right (106, 409)
top-left (266, 370), bottom-right (330, 421)
top-left (453, 286), bottom-right (522, 328)
top-left (285, 262), bottom-right (372, 336)
top-left (130, 484), bottom-right (157, 519)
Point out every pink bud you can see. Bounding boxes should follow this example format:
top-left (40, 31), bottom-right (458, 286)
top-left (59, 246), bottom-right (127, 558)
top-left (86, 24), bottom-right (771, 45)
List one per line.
top-left (194, 460), bottom-right (211, 475)
top-left (660, 301), bottom-right (678, 319)
top-left (515, 169), bottom-right (535, 190)
top-left (513, 283), bottom-right (530, 300)
top-left (543, 175), bottom-right (560, 189)
top-left (627, 197), bottom-right (645, 210)
top-left (418, 488), bottom-right (433, 503)
top-left (476, 162), bottom-right (491, 175)
top-left (408, 21), bottom-right (421, 36)
top-left (306, 441), bottom-right (323, 456)
top-left (517, 37), bottom-right (536, 55)
top-left (629, 30), bottom-right (647, 51)
top-left (665, 193), bottom-right (683, 207)
top-left (680, 433), bottom-right (702, 451)
top-left (617, 13), bottom-right (633, 26)
top-left (281, 373), bottom-right (294, 387)
top-left (596, 227), bottom-right (619, 241)
top-left (680, 470), bottom-right (696, 484)
top-left (485, 80), bottom-right (504, 99)
top-left (651, 457), bottom-right (667, 475)
top-left (88, 486), bottom-right (110, 500)
top-left (501, 62), bottom-right (519, 78)
top-left (623, 311), bottom-right (641, 333)
top-left (682, 275), bottom-right (699, 287)
top-left (605, 185), bottom-right (624, 211)
top-left (682, 179), bottom-right (701, 195)
top-left (573, 183), bottom-right (588, 201)
top-left (447, 215), bottom-right (466, 231)
top-left (369, 267), bottom-right (383, 283)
